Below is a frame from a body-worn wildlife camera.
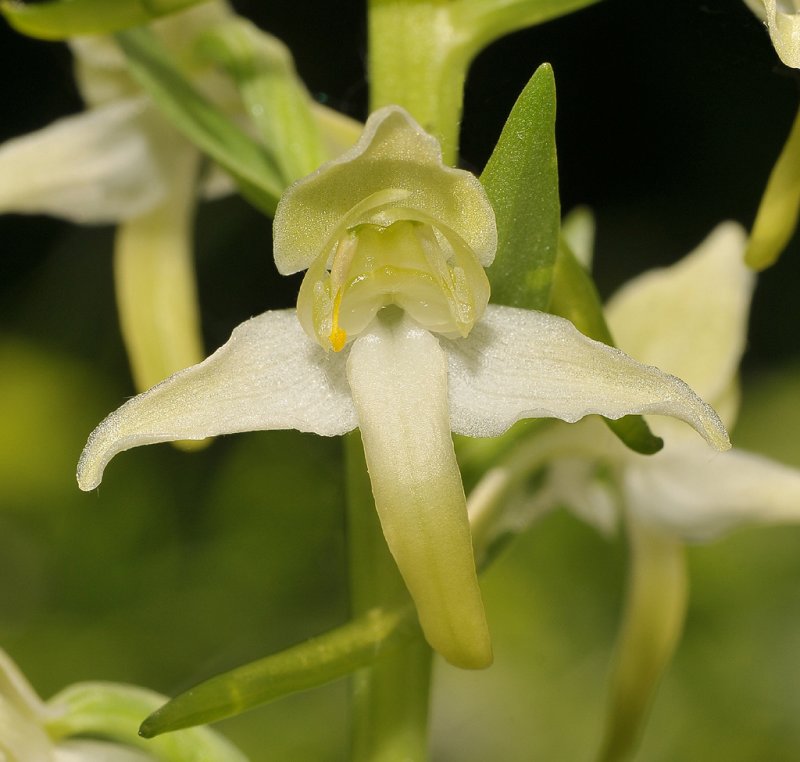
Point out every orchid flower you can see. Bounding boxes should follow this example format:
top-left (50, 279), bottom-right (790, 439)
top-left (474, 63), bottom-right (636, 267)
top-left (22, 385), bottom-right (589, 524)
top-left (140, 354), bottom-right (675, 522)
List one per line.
top-left (466, 221), bottom-right (800, 758)
top-left (0, 1), bottom-right (357, 392)
top-left (76, 105), bottom-right (730, 670)
top-left (743, 0), bottom-right (800, 68)
top-left (0, 646), bottom-right (247, 761)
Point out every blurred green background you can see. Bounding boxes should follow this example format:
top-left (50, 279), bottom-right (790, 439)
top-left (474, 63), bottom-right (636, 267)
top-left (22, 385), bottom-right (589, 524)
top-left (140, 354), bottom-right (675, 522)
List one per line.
top-left (1, 0), bottom-right (800, 759)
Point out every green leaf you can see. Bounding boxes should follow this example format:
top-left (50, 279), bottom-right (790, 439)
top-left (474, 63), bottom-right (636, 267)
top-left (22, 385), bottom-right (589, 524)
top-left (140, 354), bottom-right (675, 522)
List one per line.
top-left (116, 26), bottom-right (283, 215)
top-left (746, 105), bottom-right (800, 271)
top-left (140, 606), bottom-right (418, 736)
top-left (549, 240), bottom-right (663, 455)
top-left (0, 0), bottom-right (209, 39)
top-left (196, 19), bottom-right (328, 185)
top-left (481, 64), bottom-right (560, 311)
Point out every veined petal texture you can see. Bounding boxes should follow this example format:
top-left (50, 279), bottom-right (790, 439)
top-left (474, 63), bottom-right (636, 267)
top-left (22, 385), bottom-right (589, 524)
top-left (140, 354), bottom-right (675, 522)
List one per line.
top-left (446, 304), bottom-right (730, 450)
top-left (77, 310), bottom-right (356, 490)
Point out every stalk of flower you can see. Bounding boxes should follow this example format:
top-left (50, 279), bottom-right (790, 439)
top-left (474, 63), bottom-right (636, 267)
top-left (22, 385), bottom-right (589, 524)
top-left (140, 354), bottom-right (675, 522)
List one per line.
top-left (741, 0), bottom-right (800, 270)
top-left (466, 221), bottom-right (800, 758)
top-left (76, 106), bottom-right (731, 670)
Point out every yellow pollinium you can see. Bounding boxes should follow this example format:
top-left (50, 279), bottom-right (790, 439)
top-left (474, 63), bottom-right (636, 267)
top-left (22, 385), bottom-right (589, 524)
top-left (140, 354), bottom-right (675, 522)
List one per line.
top-left (329, 291), bottom-right (348, 352)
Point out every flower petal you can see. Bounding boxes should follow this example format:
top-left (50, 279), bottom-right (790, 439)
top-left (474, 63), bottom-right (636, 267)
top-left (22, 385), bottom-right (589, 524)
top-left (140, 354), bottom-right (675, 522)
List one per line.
top-left (746, 0), bottom-right (800, 68)
top-left (0, 692), bottom-right (53, 761)
top-left (624, 443), bottom-right (800, 541)
top-left (113, 143), bottom-right (205, 393)
top-left (0, 97), bottom-right (170, 223)
top-left (605, 222), bottom-right (753, 406)
top-left (346, 310), bottom-right (492, 669)
top-left (273, 105), bottom-right (496, 275)
top-left (446, 304), bottom-right (730, 450)
top-left (77, 310), bottom-right (356, 491)
top-left (0, 648), bottom-right (55, 761)
top-left (561, 205), bottom-right (596, 270)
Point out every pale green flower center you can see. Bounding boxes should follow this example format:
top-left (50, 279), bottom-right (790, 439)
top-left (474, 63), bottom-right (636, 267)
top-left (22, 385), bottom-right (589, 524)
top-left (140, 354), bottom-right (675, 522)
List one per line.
top-left (296, 191), bottom-right (490, 352)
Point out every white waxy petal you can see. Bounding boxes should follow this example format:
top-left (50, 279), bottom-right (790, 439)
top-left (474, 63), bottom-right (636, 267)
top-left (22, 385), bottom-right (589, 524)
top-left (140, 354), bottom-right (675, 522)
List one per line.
top-left (446, 304), bottom-right (730, 450)
top-left (346, 310), bottom-right (492, 669)
top-left (0, 98), bottom-right (170, 223)
top-left (77, 310), bottom-right (356, 491)
top-left (0, 649), bottom-right (56, 761)
top-left (0, 693), bottom-right (54, 762)
top-left (745, 0), bottom-right (800, 68)
top-left (624, 443), bottom-right (800, 541)
top-left (605, 222), bottom-right (753, 407)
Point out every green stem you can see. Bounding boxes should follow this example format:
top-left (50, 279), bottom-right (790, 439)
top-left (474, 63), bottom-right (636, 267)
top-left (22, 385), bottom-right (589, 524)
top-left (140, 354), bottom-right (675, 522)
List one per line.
top-left (745, 103), bottom-right (800, 271)
top-left (368, 0), bottom-right (469, 164)
top-left (345, 431), bottom-right (433, 762)
top-left (367, 0), bottom-right (603, 164)
top-left (596, 517), bottom-right (688, 762)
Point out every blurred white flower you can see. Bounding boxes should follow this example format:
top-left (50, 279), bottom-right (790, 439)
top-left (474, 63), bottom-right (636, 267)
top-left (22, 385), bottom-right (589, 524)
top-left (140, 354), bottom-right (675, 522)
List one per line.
top-left (471, 222), bottom-right (800, 545)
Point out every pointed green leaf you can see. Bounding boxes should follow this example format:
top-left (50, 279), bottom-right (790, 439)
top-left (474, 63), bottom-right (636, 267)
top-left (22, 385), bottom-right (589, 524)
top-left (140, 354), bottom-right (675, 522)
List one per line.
top-left (140, 606), bottom-right (418, 736)
top-left (1, 0), bottom-right (209, 39)
top-left (116, 26), bottom-right (283, 215)
top-left (196, 19), bottom-right (328, 184)
top-left (549, 240), bottom-right (663, 455)
top-left (746, 105), bottom-right (800, 271)
top-left (480, 64), bottom-right (560, 311)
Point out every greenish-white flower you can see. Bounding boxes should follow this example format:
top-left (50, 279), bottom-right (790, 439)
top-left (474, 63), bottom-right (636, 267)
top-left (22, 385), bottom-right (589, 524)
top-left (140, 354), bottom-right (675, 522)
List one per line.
top-left (0, 1), bottom-right (358, 393)
top-left (470, 221), bottom-right (800, 544)
top-left (744, 0), bottom-right (800, 68)
top-left (0, 646), bottom-right (247, 761)
top-left (0, 2), bottom-right (230, 398)
top-left (76, 106), bottom-right (730, 670)
top-left (465, 221), bottom-right (800, 758)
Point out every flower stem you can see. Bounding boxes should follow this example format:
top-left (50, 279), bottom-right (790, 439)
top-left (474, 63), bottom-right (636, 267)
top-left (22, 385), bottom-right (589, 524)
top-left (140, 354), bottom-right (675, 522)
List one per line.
top-left (345, 431), bottom-right (433, 762)
top-left (596, 517), bottom-right (688, 762)
top-left (367, 0), bottom-right (468, 164)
